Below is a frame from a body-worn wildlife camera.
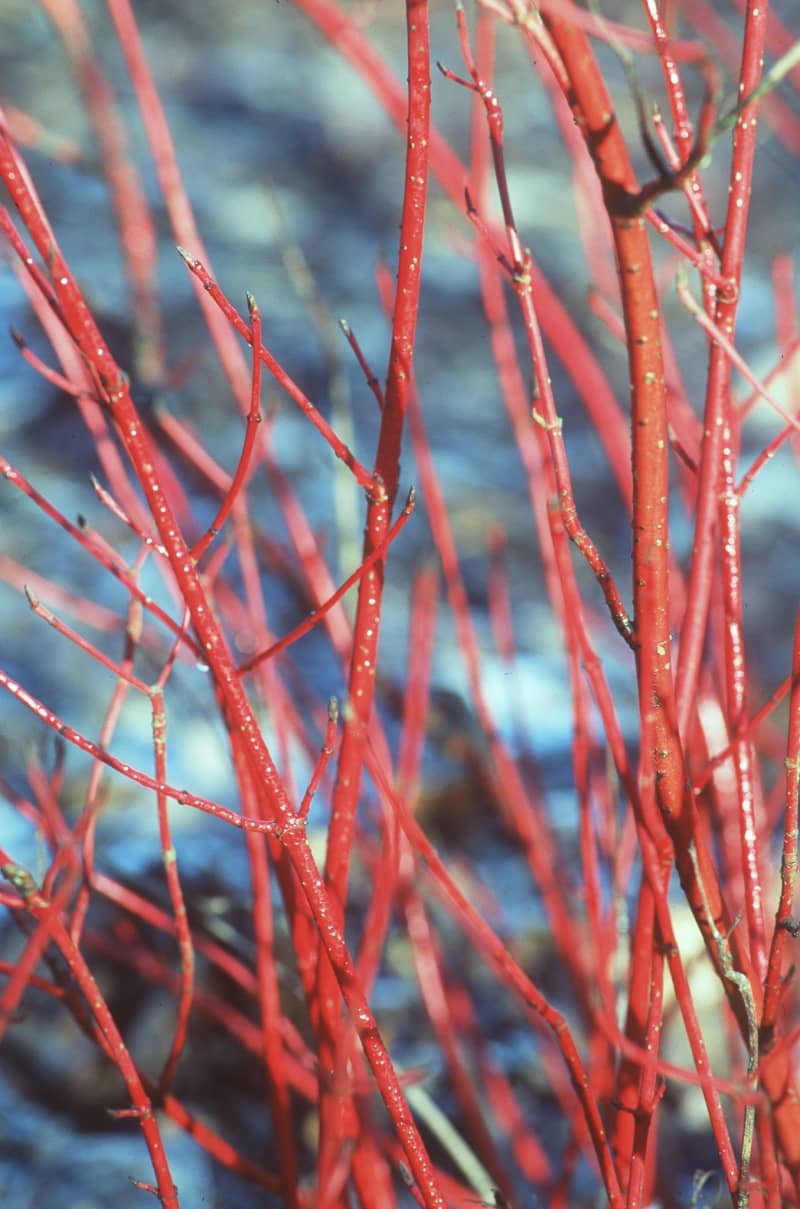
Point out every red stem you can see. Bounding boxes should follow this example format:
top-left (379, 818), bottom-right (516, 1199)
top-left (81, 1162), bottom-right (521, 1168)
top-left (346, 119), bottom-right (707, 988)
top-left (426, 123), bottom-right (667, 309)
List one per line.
top-left (1, 60), bottom-right (448, 1209)
top-left (675, 0), bottom-right (772, 738)
top-left (315, 0), bottom-right (431, 1189)
top-left (0, 860), bottom-right (180, 1207)
top-left (190, 294), bottom-right (264, 562)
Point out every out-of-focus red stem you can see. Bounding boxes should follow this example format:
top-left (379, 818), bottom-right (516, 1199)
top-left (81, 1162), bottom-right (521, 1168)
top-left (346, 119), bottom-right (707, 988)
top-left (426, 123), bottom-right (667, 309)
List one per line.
top-left (9, 325), bottom-right (90, 395)
top-left (365, 742), bottom-right (624, 1208)
top-left (39, 0), bottom-right (164, 383)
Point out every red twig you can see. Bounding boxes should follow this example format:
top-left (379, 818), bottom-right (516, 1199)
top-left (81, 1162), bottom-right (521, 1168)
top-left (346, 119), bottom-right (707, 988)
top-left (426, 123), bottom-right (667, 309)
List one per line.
top-left (176, 247), bottom-right (374, 493)
top-left (238, 489), bottom-right (416, 674)
top-left (190, 293), bottom-right (264, 563)
top-left (0, 859), bottom-right (180, 1207)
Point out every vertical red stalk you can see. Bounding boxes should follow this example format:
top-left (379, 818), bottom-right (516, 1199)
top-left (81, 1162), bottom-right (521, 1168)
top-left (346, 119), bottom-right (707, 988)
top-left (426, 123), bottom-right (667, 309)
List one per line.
top-left (718, 423), bottom-right (768, 980)
top-left (762, 605), bottom-right (800, 1038)
top-left (315, 0), bottom-right (431, 1189)
top-left (231, 737), bottom-right (299, 1209)
top-left (675, 0), bottom-right (772, 735)
top-left (613, 880), bottom-right (656, 1190)
top-left (540, 0), bottom-right (712, 982)
top-left (324, 0), bottom-right (430, 893)
top-left (624, 942), bottom-right (664, 1209)
top-left (146, 681), bottom-right (196, 1097)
